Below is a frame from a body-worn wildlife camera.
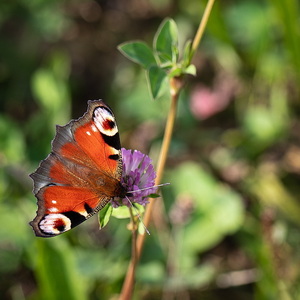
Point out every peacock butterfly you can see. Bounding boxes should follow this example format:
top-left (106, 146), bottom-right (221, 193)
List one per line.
top-left (30, 100), bottom-right (127, 237)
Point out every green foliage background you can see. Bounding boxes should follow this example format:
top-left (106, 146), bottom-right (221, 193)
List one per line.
top-left (1, 0), bottom-right (300, 299)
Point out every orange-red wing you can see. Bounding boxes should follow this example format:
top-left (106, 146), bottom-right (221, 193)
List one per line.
top-left (41, 186), bottom-right (104, 214)
top-left (51, 100), bottom-right (122, 180)
top-left (30, 184), bottom-right (111, 237)
top-left (73, 120), bottom-right (120, 176)
top-left (30, 100), bottom-right (124, 237)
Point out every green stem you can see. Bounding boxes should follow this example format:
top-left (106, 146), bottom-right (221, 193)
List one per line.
top-left (191, 0), bottom-right (216, 59)
top-left (119, 1), bottom-right (216, 298)
top-left (119, 80), bottom-right (180, 300)
top-left (119, 207), bottom-right (137, 300)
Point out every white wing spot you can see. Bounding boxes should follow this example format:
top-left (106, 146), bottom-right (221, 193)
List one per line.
top-left (93, 107), bottom-right (118, 136)
top-left (52, 200), bottom-right (57, 204)
top-left (79, 210), bottom-right (89, 218)
top-left (49, 207), bottom-right (58, 213)
top-left (39, 214), bottom-right (71, 235)
top-left (91, 124), bottom-right (97, 132)
top-left (86, 131), bottom-right (91, 136)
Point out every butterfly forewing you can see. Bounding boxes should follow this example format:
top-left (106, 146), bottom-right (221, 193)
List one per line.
top-left (30, 100), bottom-right (125, 237)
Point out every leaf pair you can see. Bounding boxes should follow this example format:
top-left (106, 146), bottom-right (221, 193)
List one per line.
top-left (118, 18), bottom-right (196, 100)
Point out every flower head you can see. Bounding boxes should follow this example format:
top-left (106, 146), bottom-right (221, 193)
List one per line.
top-left (111, 148), bottom-right (157, 208)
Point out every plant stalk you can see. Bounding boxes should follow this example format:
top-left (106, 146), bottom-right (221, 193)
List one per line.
top-left (119, 0), bottom-right (216, 298)
top-left (191, 0), bottom-right (215, 58)
top-left (119, 84), bottom-right (179, 300)
top-left (119, 208), bottom-right (138, 300)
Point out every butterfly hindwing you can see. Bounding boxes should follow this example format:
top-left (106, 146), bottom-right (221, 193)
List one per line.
top-left (30, 100), bottom-right (125, 237)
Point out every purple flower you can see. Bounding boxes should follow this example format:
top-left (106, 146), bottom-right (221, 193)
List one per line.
top-left (111, 148), bottom-right (157, 208)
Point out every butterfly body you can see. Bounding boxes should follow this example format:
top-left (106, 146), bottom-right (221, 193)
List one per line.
top-left (30, 100), bottom-right (126, 237)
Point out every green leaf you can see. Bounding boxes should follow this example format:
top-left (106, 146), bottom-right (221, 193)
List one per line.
top-left (169, 162), bottom-right (244, 256)
top-left (182, 40), bottom-right (193, 68)
top-left (183, 64), bottom-right (197, 76)
top-left (168, 67), bottom-right (182, 78)
top-left (136, 262), bottom-right (165, 283)
top-left (98, 204), bottom-right (113, 229)
top-left (118, 41), bottom-right (156, 69)
top-left (35, 239), bottom-right (88, 300)
top-left (146, 65), bottom-right (168, 100)
top-left (0, 116), bottom-right (25, 163)
top-left (271, 0), bottom-right (300, 79)
top-left (148, 193), bottom-right (160, 198)
top-left (242, 100), bottom-right (287, 153)
top-left (154, 18), bottom-right (179, 65)
top-left (31, 52), bottom-right (71, 125)
top-left (112, 206), bottom-right (131, 219)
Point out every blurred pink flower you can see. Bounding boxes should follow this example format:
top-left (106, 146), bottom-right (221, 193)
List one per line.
top-left (190, 77), bottom-right (235, 120)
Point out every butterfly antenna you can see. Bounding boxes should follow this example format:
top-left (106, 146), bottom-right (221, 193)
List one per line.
top-left (129, 182), bottom-right (170, 194)
top-left (125, 195), bottom-right (151, 235)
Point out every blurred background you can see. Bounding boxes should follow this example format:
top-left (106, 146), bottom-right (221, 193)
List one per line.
top-left (1, 0), bottom-right (300, 299)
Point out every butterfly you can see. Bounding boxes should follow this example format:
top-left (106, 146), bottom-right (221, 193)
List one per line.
top-left (30, 100), bottom-right (126, 237)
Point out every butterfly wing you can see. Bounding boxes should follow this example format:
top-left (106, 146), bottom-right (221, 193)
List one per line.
top-left (30, 100), bottom-right (125, 237)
